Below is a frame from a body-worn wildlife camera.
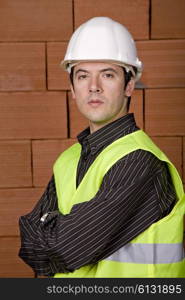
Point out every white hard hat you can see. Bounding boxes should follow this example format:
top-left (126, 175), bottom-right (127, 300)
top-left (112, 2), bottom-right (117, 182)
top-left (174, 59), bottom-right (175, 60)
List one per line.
top-left (61, 17), bottom-right (143, 81)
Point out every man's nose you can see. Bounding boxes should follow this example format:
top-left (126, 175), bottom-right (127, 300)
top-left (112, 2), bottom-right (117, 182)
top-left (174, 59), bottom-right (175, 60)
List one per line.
top-left (89, 76), bottom-right (102, 93)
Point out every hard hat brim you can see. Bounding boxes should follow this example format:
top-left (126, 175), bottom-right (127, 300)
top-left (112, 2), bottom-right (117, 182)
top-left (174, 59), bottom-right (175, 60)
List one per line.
top-left (60, 59), bottom-right (142, 81)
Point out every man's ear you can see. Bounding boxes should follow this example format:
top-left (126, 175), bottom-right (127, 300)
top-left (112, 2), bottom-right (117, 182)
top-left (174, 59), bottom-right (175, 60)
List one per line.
top-left (125, 79), bottom-right (135, 97)
top-left (70, 84), bottom-right (76, 99)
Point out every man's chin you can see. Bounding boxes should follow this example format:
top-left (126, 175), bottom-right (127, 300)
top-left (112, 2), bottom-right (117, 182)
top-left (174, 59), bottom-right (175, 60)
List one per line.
top-left (83, 113), bottom-right (108, 123)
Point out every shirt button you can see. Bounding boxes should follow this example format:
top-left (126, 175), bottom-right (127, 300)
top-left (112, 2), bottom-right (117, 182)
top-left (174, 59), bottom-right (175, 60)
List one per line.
top-left (91, 146), bottom-right (97, 153)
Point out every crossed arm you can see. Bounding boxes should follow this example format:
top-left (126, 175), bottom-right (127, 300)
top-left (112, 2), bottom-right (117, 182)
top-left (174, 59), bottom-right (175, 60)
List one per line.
top-left (19, 152), bottom-right (175, 276)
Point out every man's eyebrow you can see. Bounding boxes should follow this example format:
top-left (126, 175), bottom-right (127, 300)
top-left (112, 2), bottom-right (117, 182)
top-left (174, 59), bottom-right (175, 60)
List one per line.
top-left (100, 68), bottom-right (118, 74)
top-left (74, 69), bottom-right (89, 76)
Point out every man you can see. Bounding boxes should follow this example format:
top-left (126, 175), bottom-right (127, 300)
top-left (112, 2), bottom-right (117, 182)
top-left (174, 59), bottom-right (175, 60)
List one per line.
top-left (19, 17), bottom-right (185, 277)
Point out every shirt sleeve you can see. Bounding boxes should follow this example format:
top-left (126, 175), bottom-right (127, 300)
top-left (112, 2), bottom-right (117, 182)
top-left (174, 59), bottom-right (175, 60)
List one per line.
top-left (19, 151), bottom-right (176, 276)
top-left (18, 175), bottom-right (61, 275)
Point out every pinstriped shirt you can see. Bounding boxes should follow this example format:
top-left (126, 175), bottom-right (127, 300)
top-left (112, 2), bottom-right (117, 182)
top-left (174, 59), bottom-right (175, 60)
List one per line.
top-left (19, 113), bottom-right (177, 276)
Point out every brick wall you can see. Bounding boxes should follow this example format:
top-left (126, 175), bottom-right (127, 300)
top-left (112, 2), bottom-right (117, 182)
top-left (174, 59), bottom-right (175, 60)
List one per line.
top-left (0, 0), bottom-right (184, 277)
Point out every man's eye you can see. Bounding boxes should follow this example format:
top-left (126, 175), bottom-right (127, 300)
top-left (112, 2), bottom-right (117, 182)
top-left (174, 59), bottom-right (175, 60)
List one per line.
top-left (104, 73), bottom-right (114, 78)
top-left (78, 74), bottom-right (87, 80)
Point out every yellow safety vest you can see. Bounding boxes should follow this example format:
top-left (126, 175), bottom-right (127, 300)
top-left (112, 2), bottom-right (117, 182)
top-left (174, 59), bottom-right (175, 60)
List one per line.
top-left (53, 130), bottom-right (185, 278)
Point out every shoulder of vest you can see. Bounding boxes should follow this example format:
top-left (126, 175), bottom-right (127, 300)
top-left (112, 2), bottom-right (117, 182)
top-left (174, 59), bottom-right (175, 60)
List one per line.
top-left (116, 130), bottom-right (165, 158)
top-left (54, 142), bottom-right (81, 168)
top-left (103, 130), bottom-right (175, 170)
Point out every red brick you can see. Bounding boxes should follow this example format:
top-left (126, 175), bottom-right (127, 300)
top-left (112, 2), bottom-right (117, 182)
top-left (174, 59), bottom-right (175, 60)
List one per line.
top-left (0, 92), bottom-right (67, 139)
top-left (137, 40), bottom-right (185, 88)
top-left (33, 139), bottom-right (76, 187)
top-left (151, 0), bottom-right (185, 39)
top-left (129, 89), bottom-right (143, 129)
top-left (69, 89), bottom-right (143, 138)
top-left (47, 42), bottom-right (70, 90)
top-left (145, 89), bottom-right (185, 136)
top-left (151, 137), bottom-right (182, 177)
top-left (0, 237), bottom-right (34, 277)
top-left (0, 141), bottom-right (32, 188)
top-left (0, 0), bottom-right (73, 41)
top-left (0, 43), bottom-right (45, 91)
top-left (0, 188), bottom-right (43, 236)
top-left (74, 0), bottom-right (149, 40)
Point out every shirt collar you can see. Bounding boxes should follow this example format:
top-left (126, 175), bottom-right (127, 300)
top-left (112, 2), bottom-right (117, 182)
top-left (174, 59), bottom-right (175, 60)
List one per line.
top-left (77, 113), bottom-right (139, 155)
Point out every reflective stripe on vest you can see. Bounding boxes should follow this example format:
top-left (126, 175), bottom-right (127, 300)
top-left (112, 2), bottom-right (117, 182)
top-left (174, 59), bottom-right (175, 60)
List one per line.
top-left (106, 243), bottom-right (185, 264)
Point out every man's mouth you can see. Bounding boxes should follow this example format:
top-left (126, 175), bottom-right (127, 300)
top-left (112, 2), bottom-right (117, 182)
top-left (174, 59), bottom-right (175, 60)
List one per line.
top-left (88, 99), bottom-right (104, 107)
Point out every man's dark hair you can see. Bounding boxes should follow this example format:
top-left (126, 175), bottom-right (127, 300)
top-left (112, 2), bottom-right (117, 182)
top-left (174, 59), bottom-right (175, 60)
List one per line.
top-left (70, 66), bottom-right (136, 112)
top-left (123, 68), bottom-right (132, 112)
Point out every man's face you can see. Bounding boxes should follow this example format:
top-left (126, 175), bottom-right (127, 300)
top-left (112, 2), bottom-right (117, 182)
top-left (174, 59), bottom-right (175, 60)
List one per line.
top-left (71, 62), bottom-right (135, 132)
